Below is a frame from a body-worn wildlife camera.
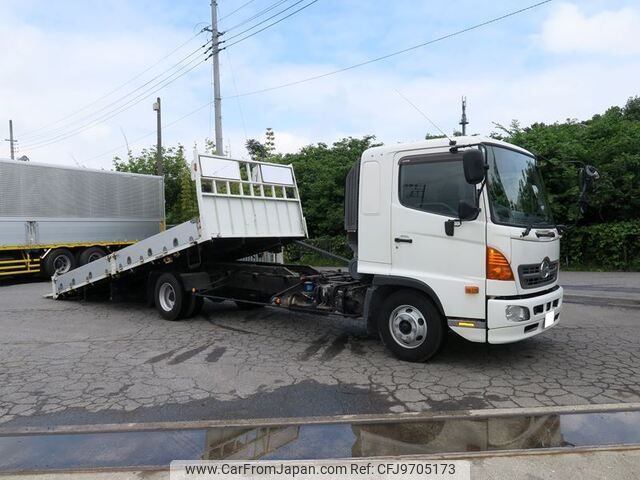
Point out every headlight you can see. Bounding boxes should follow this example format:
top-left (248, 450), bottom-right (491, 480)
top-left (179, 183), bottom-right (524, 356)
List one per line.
top-left (505, 305), bottom-right (530, 322)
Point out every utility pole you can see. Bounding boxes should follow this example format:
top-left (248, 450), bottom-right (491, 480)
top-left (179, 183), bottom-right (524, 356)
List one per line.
top-left (5, 120), bottom-right (16, 160)
top-left (211, 0), bottom-right (224, 155)
top-left (459, 96), bottom-right (469, 136)
top-left (153, 97), bottom-right (163, 176)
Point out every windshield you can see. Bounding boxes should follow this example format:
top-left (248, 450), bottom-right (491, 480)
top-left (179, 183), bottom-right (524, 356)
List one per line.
top-left (486, 146), bottom-right (553, 227)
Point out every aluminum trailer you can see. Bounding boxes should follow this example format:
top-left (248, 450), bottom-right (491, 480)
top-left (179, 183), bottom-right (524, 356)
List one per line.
top-left (0, 158), bottom-right (164, 277)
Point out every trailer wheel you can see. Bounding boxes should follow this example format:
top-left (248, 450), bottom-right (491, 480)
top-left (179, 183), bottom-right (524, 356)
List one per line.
top-left (154, 273), bottom-right (185, 321)
top-left (44, 248), bottom-right (76, 277)
top-left (377, 290), bottom-right (444, 363)
top-left (78, 247), bottom-right (106, 266)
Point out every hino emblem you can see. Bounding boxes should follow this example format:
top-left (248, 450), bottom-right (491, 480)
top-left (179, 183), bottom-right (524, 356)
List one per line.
top-left (540, 257), bottom-right (552, 279)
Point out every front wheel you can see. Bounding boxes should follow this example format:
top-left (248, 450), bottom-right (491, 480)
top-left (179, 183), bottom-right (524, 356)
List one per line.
top-left (377, 290), bottom-right (445, 362)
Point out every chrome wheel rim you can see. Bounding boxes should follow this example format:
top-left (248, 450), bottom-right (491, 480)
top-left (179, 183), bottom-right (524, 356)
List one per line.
top-left (159, 283), bottom-right (176, 311)
top-left (53, 254), bottom-right (72, 274)
top-left (389, 304), bottom-right (427, 349)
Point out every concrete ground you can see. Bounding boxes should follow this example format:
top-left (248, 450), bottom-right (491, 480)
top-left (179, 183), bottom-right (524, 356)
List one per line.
top-left (0, 272), bottom-right (639, 429)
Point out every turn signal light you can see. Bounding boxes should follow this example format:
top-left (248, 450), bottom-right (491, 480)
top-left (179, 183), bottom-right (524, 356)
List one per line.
top-left (487, 247), bottom-right (514, 281)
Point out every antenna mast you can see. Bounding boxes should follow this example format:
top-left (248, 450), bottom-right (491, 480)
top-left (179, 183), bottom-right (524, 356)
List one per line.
top-left (459, 96), bottom-right (469, 136)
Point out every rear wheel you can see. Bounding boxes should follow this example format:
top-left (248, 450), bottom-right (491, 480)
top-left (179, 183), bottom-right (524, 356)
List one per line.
top-left (377, 290), bottom-right (445, 362)
top-left (43, 248), bottom-right (76, 277)
top-left (154, 273), bottom-right (185, 321)
top-left (78, 247), bottom-right (106, 266)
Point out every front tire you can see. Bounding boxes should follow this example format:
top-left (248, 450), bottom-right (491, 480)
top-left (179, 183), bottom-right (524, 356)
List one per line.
top-left (377, 290), bottom-right (445, 362)
top-left (154, 273), bottom-right (185, 321)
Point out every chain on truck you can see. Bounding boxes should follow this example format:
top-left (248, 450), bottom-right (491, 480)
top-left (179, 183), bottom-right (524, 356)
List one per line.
top-left (51, 137), bottom-right (598, 363)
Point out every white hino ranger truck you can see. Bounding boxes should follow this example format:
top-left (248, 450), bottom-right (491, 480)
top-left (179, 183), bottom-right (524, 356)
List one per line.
top-left (53, 136), bottom-right (596, 362)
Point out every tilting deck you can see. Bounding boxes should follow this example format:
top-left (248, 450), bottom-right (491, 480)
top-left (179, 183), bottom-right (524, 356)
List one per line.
top-left (52, 153), bottom-right (307, 298)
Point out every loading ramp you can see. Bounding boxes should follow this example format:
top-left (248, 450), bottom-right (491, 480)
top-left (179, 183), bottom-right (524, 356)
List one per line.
top-left (52, 153), bottom-right (307, 298)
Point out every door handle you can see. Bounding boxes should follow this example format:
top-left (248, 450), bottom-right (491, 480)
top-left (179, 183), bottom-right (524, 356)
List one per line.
top-left (535, 231), bottom-right (556, 238)
top-left (394, 237), bottom-right (413, 244)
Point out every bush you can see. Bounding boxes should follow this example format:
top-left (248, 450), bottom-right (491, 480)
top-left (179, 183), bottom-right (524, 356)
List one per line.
top-left (284, 236), bottom-right (351, 267)
top-left (560, 221), bottom-right (640, 271)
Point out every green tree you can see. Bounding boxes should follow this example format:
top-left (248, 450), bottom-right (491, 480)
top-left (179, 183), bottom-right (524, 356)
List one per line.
top-left (245, 138), bottom-right (268, 161)
top-left (203, 138), bottom-right (216, 154)
top-left (498, 98), bottom-right (640, 226)
top-left (113, 145), bottom-right (190, 224)
top-left (273, 136), bottom-right (381, 237)
top-left (178, 168), bottom-right (198, 221)
top-left (265, 127), bottom-right (275, 156)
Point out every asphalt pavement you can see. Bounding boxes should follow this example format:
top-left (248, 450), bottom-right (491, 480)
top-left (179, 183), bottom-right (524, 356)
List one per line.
top-left (0, 271), bottom-right (638, 430)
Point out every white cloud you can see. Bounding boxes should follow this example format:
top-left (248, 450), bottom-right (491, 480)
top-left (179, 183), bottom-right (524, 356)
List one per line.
top-left (2, 1), bottom-right (639, 172)
top-left (0, 1), bottom-right (210, 169)
top-left (539, 3), bottom-right (640, 55)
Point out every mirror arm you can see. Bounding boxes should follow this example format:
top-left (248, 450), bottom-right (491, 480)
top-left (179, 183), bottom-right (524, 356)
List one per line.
top-left (445, 219), bottom-right (462, 237)
top-left (446, 162), bottom-right (488, 237)
top-left (476, 176), bottom-right (487, 204)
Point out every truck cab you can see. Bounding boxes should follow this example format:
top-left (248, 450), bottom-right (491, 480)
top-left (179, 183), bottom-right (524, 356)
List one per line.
top-left (347, 136), bottom-right (563, 359)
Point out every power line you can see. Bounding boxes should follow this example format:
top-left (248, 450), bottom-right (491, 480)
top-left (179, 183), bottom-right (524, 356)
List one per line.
top-left (219, 0), bottom-right (259, 22)
top-left (218, 0), bottom-right (319, 54)
top-left (21, 43), bottom-right (210, 145)
top-left (23, 55), bottom-right (209, 150)
top-left (395, 89), bottom-right (452, 142)
top-left (226, 0), bottom-right (554, 98)
top-left (222, 0), bottom-right (290, 32)
top-left (22, 53), bottom-right (211, 151)
top-left (222, 0), bottom-right (313, 45)
top-left (83, 100), bottom-right (215, 163)
top-left (19, 29), bottom-right (207, 139)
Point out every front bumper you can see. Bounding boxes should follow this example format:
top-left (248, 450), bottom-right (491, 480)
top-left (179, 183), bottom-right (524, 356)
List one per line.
top-left (487, 286), bottom-right (563, 344)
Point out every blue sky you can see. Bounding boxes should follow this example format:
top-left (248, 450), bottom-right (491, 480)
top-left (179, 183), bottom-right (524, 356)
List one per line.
top-left (1, 0), bottom-right (639, 168)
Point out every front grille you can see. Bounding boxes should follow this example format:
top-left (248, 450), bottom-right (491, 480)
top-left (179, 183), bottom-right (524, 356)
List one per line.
top-left (518, 260), bottom-right (558, 289)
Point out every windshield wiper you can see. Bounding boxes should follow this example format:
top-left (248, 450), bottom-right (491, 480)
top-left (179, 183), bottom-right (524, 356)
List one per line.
top-left (521, 224), bottom-right (534, 237)
top-left (521, 219), bottom-right (548, 237)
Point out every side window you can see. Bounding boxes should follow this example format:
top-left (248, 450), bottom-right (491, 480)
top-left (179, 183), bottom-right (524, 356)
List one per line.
top-left (399, 156), bottom-right (476, 217)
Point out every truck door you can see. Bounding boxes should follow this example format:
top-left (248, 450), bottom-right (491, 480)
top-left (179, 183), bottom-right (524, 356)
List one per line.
top-left (390, 149), bottom-right (486, 321)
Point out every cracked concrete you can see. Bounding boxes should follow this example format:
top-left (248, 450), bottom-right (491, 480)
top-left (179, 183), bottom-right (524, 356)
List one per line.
top-left (0, 277), bottom-right (639, 428)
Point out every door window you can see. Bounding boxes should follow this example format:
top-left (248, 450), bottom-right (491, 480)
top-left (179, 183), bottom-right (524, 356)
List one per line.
top-left (399, 156), bottom-right (475, 217)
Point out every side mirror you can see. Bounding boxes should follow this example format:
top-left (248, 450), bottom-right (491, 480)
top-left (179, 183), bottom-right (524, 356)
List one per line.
top-left (462, 149), bottom-right (485, 184)
top-left (459, 200), bottom-right (479, 220)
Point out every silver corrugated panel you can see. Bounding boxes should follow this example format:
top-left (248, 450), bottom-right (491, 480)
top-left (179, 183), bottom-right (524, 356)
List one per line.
top-left (0, 160), bottom-right (164, 220)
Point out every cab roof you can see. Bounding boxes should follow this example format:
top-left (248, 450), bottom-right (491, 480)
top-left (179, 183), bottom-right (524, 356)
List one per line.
top-left (363, 136), bottom-right (534, 158)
